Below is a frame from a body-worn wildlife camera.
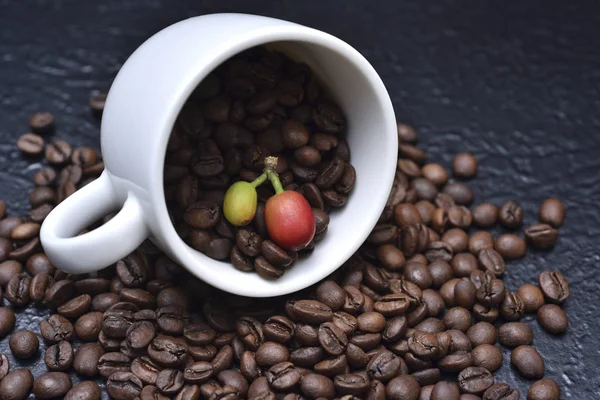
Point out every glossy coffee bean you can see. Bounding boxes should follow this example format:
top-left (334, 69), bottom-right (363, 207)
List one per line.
top-left (511, 345), bottom-right (544, 379)
top-left (527, 378), bottom-right (561, 400)
top-left (517, 284), bottom-right (545, 313)
top-left (538, 270), bottom-right (569, 304)
top-left (525, 223), bottom-right (558, 249)
top-left (494, 234), bottom-right (526, 259)
top-left (33, 372), bottom-right (72, 399)
top-left (538, 198), bottom-right (565, 228)
top-left (0, 368), bottom-right (34, 400)
top-left (537, 304), bottom-right (568, 335)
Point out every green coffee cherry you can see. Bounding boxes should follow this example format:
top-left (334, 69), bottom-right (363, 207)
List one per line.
top-left (223, 181), bottom-right (258, 226)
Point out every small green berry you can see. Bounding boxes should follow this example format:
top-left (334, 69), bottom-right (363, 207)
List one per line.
top-left (223, 181), bottom-right (257, 226)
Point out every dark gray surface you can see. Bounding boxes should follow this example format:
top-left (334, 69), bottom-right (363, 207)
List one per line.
top-left (1, 0), bottom-right (599, 398)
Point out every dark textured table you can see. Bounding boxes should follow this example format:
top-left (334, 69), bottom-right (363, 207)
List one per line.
top-left (1, 0), bottom-right (599, 398)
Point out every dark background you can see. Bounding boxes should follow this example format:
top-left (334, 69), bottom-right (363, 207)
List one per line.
top-left (1, 0), bottom-right (599, 398)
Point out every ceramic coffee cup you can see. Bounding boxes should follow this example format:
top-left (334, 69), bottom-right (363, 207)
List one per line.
top-left (40, 13), bottom-right (397, 297)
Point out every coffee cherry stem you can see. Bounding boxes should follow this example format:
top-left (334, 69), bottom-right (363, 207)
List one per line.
top-left (264, 156), bottom-right (284, 194)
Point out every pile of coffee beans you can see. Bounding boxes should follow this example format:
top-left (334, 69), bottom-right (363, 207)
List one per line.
top-left (0, 95), bottom-right (569, 399)
top-left (163, 46), bottom-right (355, 279)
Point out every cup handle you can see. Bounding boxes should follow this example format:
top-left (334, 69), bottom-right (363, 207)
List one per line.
top-left (40, 171), bottom-right (149, 274)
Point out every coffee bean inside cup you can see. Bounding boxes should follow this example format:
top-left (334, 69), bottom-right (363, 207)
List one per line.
top-left (163, 46), bottom-right (356, 278)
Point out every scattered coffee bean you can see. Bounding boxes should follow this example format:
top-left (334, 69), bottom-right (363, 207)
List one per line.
top-left (511, 345), bottom-right (544, 379)
top-left (517, 284), bottom-right (545, 313)
top-left (33, 371), bottom-right (72, 399)
top-left (44, 340), bottom-right (74, 371)
top-left (458, 366), bottom-right (494, 395)
top-left (0, 368), bottom-right (34, 400)
top-left (498, 201), bottom-right (523, 229)
top-left (525, 223), bottom-right (558, 249)
top-left (452, 153), bottom-right (477, 178)
top-left (538, 271), bottom-right (569, 304)
top-left (17, 133), bottom-right (45, 156)
top-left (538, 198), bottom-right (565, 228)
top-left (527, 378), bottom-right (560, 400)
top-left (483, 383), bottom-right (519, 400)
top-left (472, 203), bottom-right (498, 228)
top-left (537, 304), bottom-right (568, 335)
top-left (494, 234), bottom-right (526, 259)
top-left (65, 381), bottom-right (102, 400)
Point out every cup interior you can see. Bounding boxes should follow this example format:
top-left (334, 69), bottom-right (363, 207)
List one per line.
top-left (161, 40), bottom-right (396, 297)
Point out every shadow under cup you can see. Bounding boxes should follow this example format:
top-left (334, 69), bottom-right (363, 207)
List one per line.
top-left (162, 40), bottom-right (396, 297)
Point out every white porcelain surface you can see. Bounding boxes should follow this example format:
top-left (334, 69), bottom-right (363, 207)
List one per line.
top-left (40, 13), bottom-right (397, 297)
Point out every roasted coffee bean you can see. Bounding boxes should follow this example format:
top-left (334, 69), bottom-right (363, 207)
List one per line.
top-left (64, 380), bottom-right (102, 400)
top-left (478, 249), bottom-right (505, 276)
top-left (106, 371), bottom-right (142, 400)
top-left (323, 190), bottom-right (348, 209)
top-left (440, 278), bottom-right (460, 307)
top-left (468, 231), bottom-right (494, 255)
top-left (148, 336), bottom-right (188, 368)
top-left (98, 352), bottom-right (132, 378)
top-left (394, 204), bottom-right (422, 227)
top-left (44, 340), bottom-right (73, 371)
top-left (452, 153), bottom-right (477, 178)
top-left (466, 322), bottom-right (496, 347)
top-left (500, 292), bottom-right (525, 321)
top-left (45, 279), bottom-right (75, 309)
top-left (426, 241), bottom-right (453, 262)
top-left (254, 256), bottom-right (283, 280)
top-left (5, 274), bottom-right (31, 306)
top-left (454, 278), bottom-right (476, 309)
top-left (32, 371), bottom-right (72, 399)
top-left (422, 289), bottom-right (445, 317)
top-left (25, 252), bottom-right (54, 275)
top-left (516, 284), bottom-right (545, 313)
top-left (0, 260), bottom-right (22, 287)
top-left (40, 314), bottom-right (74, 343)
top-left (527, 378), bottom-right (561, 400)
top-left (57, 294), bottom-right (91, 318)
top-left (28, 272), bottom-right (49, 303)
top-left (116, 253), bottom-right (148, 287)
top-left (17, 133), bottom-right (45, 156)
top-left (334, 373), bottom-right (370, 396)
top-left (239, 351), bottom-right (261, 381)
top-left (289, 346), bottom-right (323, 368)
top-left (407, 331), bottom-right (441, 360)
top-left (318, 322), bottom-right (348, 355)
top-left (9, 329), bottom-right (38, 359)
top-left (366, 349), bottom-right (401, 382)
top-left (430, 381), bottom-right (460, 400)
top-left (397, 123), bottom-right (419, 143)
top-left (98, 331), bottom-right (121, 352)
top-left (255, 341), bottom-right (289, 368)
top-left (400, 263), bottom-right (430, 290)
top-left (497, 200), bottom-right (523, 229)
top-left (29, 186), bottom-right (55, 207)
top-left (386, 375), bottom-right (421, 400)
top-left (458, 366), bottom-right (494, 395)
top-left (45, 139), bottom-right (72, 164)
top-left (471, 344), bottom-right (502, 372)
top-left (73, 342), bottom-right (104, 377)
top-left (482, 383), bottom-right (519, 400)
top-left (525, 223), bottom-right (558, 249)
top-left (472, 203), bottom-right (498, 228)
top-left (447, 206), bottom-right (472, 230)
top-left (33, 167), bottom-right (57, 186)
top-left (428, 260), bottom-right (453, 288)
top-left (538, 271), bottom-right (569, 304)
top-left (411, 368), bottom-right (441, 386)
top-left (537, 304), bottom-right (568, 335)
top-left (140, 385), bottom-right (170, 400)
top-left (0, 217), bottom-right (22, 239)
top-left (374, 293), bottom-right (411, 317)
top-left (156, 368), bottom-right (185, 395)
top-left (438, 351), bottom-right (473, 373)
top-left (442, 228), bottom-right (469, 253)
top-left (443, 182), bottom-right (473, 206)
top-left (538, 197), bottom-right (565, 227)
top-left (443, 307), bottom-right (472, 332)
top-left (411, 178), bottom-right (438, 201)
top-left (130, 356), bottom-right (162, 385)
top-left (494, 234), bottom-right (526, 260)
top-left (11, 222), bottom-right (40, 241)
top-left (102, 309), bottom-right (133, 338)
top-left (473, 304), bottom-right (500, 323)
top-left (288, 300), bottom-right (332, 324)
top-left (511, 345), bottom-right (544, 379)
top-left (475, 275), bottom-right (505, 306)
top-left (299, 373), bottom-right (335, 399)
top-left (91, 293), bottom-right (120, 312)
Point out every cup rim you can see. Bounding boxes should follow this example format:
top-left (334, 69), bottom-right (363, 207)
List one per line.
top-left (150, 16), bottom-right (397, 297)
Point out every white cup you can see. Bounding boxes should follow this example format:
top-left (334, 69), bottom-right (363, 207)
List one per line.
top-left (40, 13), bottom-right (397, 297)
